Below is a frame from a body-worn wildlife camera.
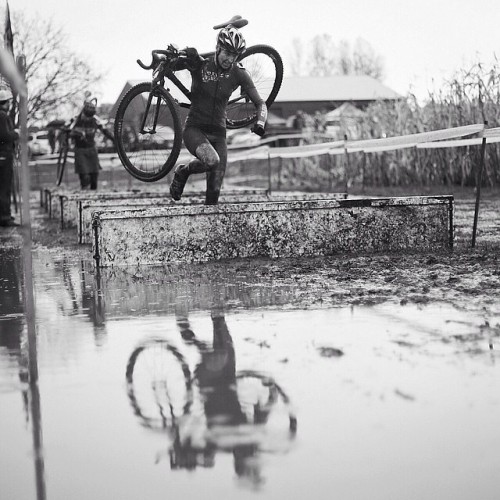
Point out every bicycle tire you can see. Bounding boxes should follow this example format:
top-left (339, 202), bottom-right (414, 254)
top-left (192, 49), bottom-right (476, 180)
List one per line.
top-left (55, 140), bottom-right (69, 186)
top-left (235, 370), bottom-right (297, 434)
top-left (226, 44), bottom-right (284, 129)
top-left (114, 83), bottom-right (183, 182)
top-left (125, 339), bottom-right (193, 430)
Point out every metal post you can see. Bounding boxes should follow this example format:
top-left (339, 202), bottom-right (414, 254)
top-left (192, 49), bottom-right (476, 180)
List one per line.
top-left (343, 133), bottom-right (349, 194)
top-left (471, 132), bottom-right (487, 248)
top-left (267, 152), bottom-right (272, 194)
top-left (15, 54), bottom-right (47, 500)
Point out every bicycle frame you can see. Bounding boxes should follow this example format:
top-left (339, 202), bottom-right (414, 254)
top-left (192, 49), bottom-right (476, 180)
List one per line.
top-left (139, 50), bottom-right (250, 136)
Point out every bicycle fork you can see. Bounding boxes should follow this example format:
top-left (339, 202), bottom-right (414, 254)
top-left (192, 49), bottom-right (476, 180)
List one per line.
top-left (139, 91), bottom-right (162, 135)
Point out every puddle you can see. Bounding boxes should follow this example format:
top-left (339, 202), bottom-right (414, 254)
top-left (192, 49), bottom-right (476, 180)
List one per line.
top-left (1, 248), bottom-right (499, 500)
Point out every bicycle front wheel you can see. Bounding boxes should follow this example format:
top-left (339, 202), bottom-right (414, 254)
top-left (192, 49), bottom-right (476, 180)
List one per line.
top-left (226, 44), bottom-right (284, 129)
top-left (125, 339), bottom-right (193, 430)
top-left (114, 83), bottom-right (183, 182)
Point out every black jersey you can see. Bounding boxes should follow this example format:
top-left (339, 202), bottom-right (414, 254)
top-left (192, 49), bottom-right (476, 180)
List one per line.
top-left (185, 56), bottom-right (258, 135)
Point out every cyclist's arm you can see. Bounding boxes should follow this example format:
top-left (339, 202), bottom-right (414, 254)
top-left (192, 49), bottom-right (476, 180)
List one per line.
top-left (98, 125), bottom-right (115, 142)
top-left (246, 86), bottom-right (268, 125)
top-left (239, 69), bottom-right (268, 135)
top-left (94, 116), bottom-right (115, 141)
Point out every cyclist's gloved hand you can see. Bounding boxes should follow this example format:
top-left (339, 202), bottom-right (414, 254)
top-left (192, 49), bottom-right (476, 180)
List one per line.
top-left (251, 121), bottom-right (266, 137)
top-left (184, 47), bottom-right (199, 61)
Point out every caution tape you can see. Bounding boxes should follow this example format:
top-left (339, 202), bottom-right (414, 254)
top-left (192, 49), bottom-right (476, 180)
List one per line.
top-left (417, 135), bottom-right (500, 149)
top-left (345, 123), bottom-right (485, 150)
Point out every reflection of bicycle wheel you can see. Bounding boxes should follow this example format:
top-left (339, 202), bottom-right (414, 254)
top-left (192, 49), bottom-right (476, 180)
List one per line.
top-left (235, 371), bottom-right (297, 434)
top-left (125, 339), bottom-right (193, 430)
top-left (55, 139), bottom-right (69, 186)
top-left (226, 44), bottom-right (284, 129)
top-left (114, 83), bottom-right (183, 182)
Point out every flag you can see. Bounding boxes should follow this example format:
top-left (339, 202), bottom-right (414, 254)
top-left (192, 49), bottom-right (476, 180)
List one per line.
top-left (1, 2), bottom-right (17, 125)
top-left (3, 1), bottom-right (14, 57)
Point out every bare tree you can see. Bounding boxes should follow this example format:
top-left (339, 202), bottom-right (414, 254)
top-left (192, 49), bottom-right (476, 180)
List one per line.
top-left (287, 34), bottom-right (385, 80)
top-left (288, 37), bottom-right (306, 76)
top-left (309, 34), bottom-right (337, 77)
top-left (11, 10), bottom-right (103, 124)
top-left (352, 38), bottom-right (384, 80)
top-left (338, 40), bottom-right (352, 76)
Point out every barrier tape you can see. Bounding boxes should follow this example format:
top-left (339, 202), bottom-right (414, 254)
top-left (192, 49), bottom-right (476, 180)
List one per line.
top-left (226, 123), bottom-right (489, 160)
top-left (33, 123), bottom-right (499, 167)
top-left (417, 135), bottom-right (500, 149)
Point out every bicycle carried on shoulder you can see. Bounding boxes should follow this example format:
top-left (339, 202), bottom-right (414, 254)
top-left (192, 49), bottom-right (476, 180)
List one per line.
top-left (113, 15), bottom-right (284, 182)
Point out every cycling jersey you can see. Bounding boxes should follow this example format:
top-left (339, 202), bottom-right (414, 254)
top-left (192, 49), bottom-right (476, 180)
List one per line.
top-left (182, 54), bottom-right (264, 136)
top-left (70, 113), bottom-right (113, 148)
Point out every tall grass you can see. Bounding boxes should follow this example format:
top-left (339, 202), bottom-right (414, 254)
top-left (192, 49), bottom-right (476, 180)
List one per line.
top-left (350, 60), bottom-right (500, 187)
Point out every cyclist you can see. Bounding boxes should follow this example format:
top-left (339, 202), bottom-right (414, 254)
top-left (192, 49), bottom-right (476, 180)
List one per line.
top-left (0, 88), bottom-right (19, 227)
top-left (169, 26), bottom-right (268, 204)
top-left (70, 97), bottom-right (115, 190)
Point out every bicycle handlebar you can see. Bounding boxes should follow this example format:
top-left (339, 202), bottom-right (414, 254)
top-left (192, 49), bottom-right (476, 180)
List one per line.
top-left (137, 46), bottom-right (206, 72)
top-left (137, 48), bottom-right (175, 70)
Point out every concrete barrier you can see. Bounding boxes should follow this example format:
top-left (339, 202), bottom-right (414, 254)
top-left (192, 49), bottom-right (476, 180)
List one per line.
top-left (56, 188), bottom-right (269, 232)
top-left (78, 191), bottom-right (348, 244)
top-left (92, 195), bottom-right (454, 267)
top-left (44, 186), bottom-right (174, 226)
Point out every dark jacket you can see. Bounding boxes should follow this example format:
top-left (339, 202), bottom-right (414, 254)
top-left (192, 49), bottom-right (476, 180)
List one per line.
top-left (0, 109), bottom-right (18, 154)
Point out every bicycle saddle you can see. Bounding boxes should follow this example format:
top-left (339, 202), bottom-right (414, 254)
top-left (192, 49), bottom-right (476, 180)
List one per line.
top-left (213, 15), bottom-right (248, 30)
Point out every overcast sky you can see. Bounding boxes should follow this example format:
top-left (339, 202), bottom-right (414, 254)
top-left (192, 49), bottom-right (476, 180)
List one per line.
top-left (9, 0), bottom-right (500, 104)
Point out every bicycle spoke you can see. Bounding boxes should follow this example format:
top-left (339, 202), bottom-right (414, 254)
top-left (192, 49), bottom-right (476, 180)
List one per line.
top-left (226, 45), bottom-right (283, 129)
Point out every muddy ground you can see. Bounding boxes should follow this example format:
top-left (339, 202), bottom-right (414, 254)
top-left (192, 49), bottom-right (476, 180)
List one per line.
top-left (2, 186), bottom-right (499, 319)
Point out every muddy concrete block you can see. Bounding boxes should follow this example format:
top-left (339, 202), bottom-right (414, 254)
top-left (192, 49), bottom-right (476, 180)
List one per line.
top-left (92, 195), bottom-right (453, 267)
top-left (78, 192), bottom-right (347, 244)
top-left (54, 189), bottom-right (172, 229)
top-left (56, 188), bottom-right (271, 230)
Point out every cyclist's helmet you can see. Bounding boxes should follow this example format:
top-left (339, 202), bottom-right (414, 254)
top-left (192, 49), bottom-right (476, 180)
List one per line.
top-left (216, 26), bottom-right (246, 55)
top-left (83, 97), bottom-right (97, 117)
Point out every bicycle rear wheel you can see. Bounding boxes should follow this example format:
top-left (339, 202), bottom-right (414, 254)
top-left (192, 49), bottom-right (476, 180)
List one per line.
top-left (114, 83), bottom-right (183, 182)
top-left (55, 139), bottom-right (69, 186)
top-left (226, 44), bottom-right (284, 129)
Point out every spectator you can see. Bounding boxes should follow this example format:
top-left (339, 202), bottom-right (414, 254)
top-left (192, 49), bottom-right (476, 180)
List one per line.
top-left (313, 110), bottom-right (326, 133)
top-left (292, 109), bottom-right (305, 131)
top-left (0, 88), bottom-right (19, 227)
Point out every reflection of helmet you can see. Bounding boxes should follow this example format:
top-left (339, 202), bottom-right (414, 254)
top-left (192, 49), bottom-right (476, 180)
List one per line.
top-left (0, 88), bottom-right (13, 102)
top-left (216, 27), bottom-right (246, 54)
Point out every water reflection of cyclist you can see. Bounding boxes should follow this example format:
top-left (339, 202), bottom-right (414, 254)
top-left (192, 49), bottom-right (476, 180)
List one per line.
top-left (172, 309), bottom-right (266, 485)
top-left (169, 25), bottom-right (268, 205)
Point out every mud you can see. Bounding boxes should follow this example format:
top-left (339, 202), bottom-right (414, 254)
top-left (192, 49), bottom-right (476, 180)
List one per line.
top-left (3, 188), bottom-right (499, 317)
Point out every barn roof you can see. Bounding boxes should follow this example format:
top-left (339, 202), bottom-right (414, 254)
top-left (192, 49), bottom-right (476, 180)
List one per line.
top-left (276, 75), bottom-right (401, 102)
